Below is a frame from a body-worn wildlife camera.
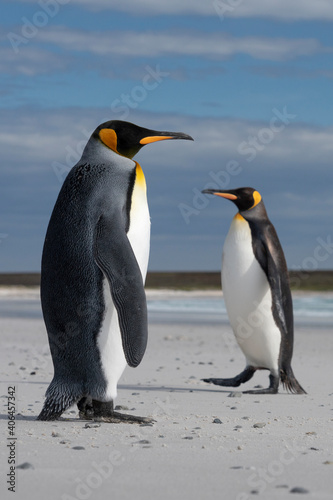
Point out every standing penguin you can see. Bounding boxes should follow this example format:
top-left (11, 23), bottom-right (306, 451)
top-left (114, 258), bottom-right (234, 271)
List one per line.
top-left (202, 187), bottom-right (306, 394)
top-left (38, 120), bottom-right (193, 422)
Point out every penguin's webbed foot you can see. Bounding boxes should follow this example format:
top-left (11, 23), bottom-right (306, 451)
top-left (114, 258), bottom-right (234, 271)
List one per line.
top-left (95, 411), bottom-right (155, 424)
top-left (243, 387), bottom-right (278, 394)
top-left (243, 374), bottom-right (279, 395)
top-left (77, 396), bottom-right (94, 419)
top-left (202, 377), bottom-right (241, 387)
top-left (202, 366), bottom-right (256, 388)
top-left (79, 399), bottom-right (155, 424)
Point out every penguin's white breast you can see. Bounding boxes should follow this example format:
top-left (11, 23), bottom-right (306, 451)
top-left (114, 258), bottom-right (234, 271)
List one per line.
top-left (222, 214), bottom-right (281, 371)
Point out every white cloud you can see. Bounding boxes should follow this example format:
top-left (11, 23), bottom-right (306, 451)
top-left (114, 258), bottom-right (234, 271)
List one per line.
top-left (13, 0), bottom-right (333, 20)
top-left (37, 27), bottom-right (326, 61)
top-left (0, 46), bottom-right (71, 76)
top-left (1, 106), bottom-right (332, 176)
top-left (1, 106), bottom-right (332, 272)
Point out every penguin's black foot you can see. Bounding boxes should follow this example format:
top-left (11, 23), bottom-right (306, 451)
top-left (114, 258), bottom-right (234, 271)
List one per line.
top-left (95, 411), bottom-right (155, 424)
top-left (243, 387), bottom-right (278, 394)
top-left (202, 377), bottom-right (241, 387)
top-left (77, 396), bottom-right (94, 419)
top-left (78, 399), bottom-right (154, 424)
top-left (202, 366), bottom-right (256, 388)
top-left (243, 374), bottom-right (279, 395)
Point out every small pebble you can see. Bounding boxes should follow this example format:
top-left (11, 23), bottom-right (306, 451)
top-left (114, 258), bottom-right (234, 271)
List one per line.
top-left (17, 462), bottom-right (34, 469)
top-left (275, 485), bottom-right (289, 489)
top-left (84, 423), bottom-right (101, 429)
top-left (230, 466), bottom-right (243, 469)
top-left (140, 423), bottom-right (154, 427)
top-left (253, 423), bottom-right (266, 428)
top-left (72, 446), bottom-right (85, 450)
top-left (213, 418), bottom-right (222, 424)
top-left (323, 461), bottom-right (333, 465)
top-left (183, 436), bottom-right (193, 440)
top-left (51, 431), bottom-right (60, 437)
top-left (30, 371), bottom-right (36, 375)
top-left (137, 440), bottom-right (150, 444)
top-left (230, 406), bottom-right (237, 410)
top-left (115, 405), bottom-right (129, 411)
top-left (290, 487), bottom-right (309, 494)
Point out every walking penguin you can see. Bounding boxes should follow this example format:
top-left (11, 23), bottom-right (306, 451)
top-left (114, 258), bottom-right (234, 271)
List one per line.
top-left (202, 187), bottom-right (306, 394)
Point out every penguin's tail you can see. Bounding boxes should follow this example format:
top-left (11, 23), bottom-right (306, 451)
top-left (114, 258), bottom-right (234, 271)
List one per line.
top-left (280, 367), bottom-right (307, 394)
top-left (37, 380), bottom-right (81, 421)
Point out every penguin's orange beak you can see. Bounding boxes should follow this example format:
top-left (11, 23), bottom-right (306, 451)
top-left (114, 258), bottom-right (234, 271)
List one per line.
top-left (139, 136), bottom-right (174, 145)
top-left (211, 193), bottom-right (237, 200)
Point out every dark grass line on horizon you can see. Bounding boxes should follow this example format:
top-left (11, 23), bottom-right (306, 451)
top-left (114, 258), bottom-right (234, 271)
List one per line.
top-left (0, 271), bottom-right (333, 291)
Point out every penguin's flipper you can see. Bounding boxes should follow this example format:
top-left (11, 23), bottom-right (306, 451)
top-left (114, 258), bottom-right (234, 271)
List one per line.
top-left (94, 215), bottom-right (148, 368)
top-left (252, 224), bottom-right (293, 337)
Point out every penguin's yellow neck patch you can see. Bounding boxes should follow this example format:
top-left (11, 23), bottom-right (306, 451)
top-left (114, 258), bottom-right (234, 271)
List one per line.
top-left (234, 212), bottom-right (246, 222)
top-left (99, 128), bottom-right (118, 152)
top-left (251, 190), bottom-right (262, 208)
top-left (135, 162), bottom-right (146, 191)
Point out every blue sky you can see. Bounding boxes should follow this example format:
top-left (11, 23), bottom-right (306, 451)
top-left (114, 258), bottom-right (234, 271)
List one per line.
top-left (1, 0), bottom-right (333, 272)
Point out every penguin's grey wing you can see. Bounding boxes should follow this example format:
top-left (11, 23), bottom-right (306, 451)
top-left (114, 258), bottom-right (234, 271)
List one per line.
top-left (253, 223), bottom-right (293, 338)
top-left (93, 214), bottom-right (147, 368)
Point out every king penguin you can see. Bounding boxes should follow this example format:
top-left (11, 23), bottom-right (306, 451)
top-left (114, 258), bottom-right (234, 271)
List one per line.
top-left (202, 187), bottom-right (306, 394)
top-left (38, 120), bottom-right (193, 422)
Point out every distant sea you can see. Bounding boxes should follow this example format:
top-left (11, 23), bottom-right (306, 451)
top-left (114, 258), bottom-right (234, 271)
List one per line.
top-left (147, 293), bottom-right (333, 326)
top-left (0, 289), bottom-right (332, 327)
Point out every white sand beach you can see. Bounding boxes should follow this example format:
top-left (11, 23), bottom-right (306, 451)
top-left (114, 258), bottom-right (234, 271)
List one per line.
top-left (1, 289), bottom-right (333, 500)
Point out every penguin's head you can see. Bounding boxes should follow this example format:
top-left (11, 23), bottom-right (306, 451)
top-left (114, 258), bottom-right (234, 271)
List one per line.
top-left (93, 120), bottom-right (193, 159)
top-left (202, 187), bottom-right (262, 212)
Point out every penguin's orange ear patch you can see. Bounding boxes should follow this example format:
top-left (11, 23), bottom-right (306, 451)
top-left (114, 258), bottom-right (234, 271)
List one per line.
top-left (99, 128), bottom-right (118, 152)
top-left (252, 190), bottom-right (262, 208)
top-left (213, 193), bottom-right (237, 200)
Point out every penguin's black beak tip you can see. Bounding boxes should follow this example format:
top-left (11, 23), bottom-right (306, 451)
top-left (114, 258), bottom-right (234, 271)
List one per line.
top-left (202, 189), bottom-right (214, 195)
top-left (171, 132), bottom-right (194, 141)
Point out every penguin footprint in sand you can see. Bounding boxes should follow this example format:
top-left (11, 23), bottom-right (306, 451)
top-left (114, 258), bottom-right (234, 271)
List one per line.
top-left (202, 187), bottom-right (306, 395)
top-left (38, 120), bottom-right (193, 423)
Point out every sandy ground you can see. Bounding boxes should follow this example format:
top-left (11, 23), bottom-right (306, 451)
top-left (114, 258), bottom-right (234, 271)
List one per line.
top-left (0, 289), bottom-right (333, 500)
